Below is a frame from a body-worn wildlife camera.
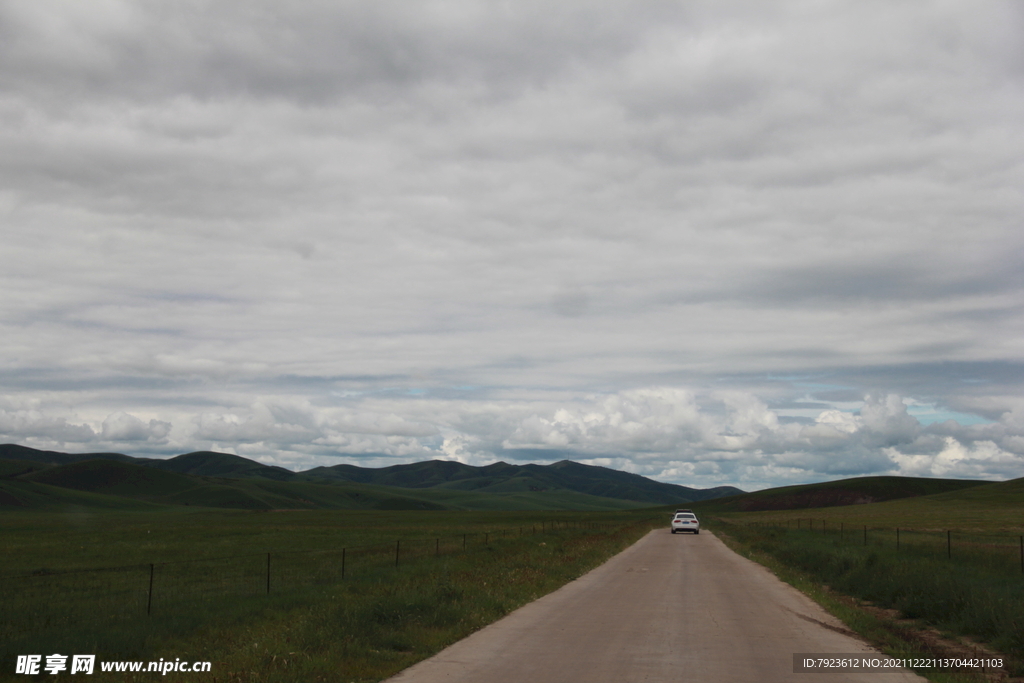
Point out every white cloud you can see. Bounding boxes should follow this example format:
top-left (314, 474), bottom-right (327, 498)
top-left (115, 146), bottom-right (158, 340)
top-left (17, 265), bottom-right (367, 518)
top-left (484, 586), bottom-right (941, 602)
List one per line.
top-left (0, 408), bottom-right (96, 443)
top-left (2, 385), bottom-right (1023, 488)
top-left (1, 2), bottom-right (1023, 488)
top-left (858, 393), bottom-right (922, 446)
top-left (888, 437), bottom-right (1021, 480)
top-left (101, 411), bottom-right (171, 442)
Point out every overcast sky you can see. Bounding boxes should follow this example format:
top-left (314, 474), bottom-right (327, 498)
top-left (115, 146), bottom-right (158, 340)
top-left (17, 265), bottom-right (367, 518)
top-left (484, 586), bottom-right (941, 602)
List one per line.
top-left (2, 1), bottom-right (1023, 490)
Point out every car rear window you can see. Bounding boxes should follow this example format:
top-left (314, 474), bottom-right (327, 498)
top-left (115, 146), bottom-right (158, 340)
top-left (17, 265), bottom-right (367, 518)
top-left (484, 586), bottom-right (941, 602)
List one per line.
top-left (675, 514), bottom-right (696, 519)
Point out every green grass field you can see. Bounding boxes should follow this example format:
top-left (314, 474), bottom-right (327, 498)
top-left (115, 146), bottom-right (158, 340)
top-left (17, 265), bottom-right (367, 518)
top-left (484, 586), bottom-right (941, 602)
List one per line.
top-left (1, 507), bottom-right (665, 683)
top-left (6, 471), bottom-right (1020, 682)
top-left (690, 477), bottom-right (1024, 681)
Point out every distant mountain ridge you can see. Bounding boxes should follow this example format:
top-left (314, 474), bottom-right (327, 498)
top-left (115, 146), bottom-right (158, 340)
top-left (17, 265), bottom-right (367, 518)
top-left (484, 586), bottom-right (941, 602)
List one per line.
top-left (299, 458), bottom-right (742, 504)
top-left (689, 475), bottom-right (991, 513)
top-left (0, 444), bottom-right (743, 511)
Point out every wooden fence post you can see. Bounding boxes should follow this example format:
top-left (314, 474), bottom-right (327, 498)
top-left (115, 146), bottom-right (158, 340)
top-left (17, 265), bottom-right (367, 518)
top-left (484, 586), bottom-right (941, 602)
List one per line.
top-left (147, 563), bottom-right (154, 616)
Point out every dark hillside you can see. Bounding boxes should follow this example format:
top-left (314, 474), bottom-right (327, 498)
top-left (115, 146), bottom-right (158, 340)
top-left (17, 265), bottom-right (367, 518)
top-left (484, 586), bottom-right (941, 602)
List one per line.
top-left (300, 458), bottom-right (741, 505)
top-left (147, 451), bottom-right (296, 481)
top-left (302, 459), bottom-right (488, 487)
top-left (24, 459), bottom-right (209, 498)
top-left (1, 444), bottom-right (743, 509)
top-left (532, 460), bottom-right (744, 503)
top-left (0, 444), bottom-right (143, 467)
top-left (15, 459), bottom-right (458, 511)
top-left (924, 476), bottom-right (1024, 506)
top-left (0, 459), bottom-right (52, 478)
top-left (695, 475), bottom-right (988, 513)
top-left (0, 479), bottom-right (170, 511)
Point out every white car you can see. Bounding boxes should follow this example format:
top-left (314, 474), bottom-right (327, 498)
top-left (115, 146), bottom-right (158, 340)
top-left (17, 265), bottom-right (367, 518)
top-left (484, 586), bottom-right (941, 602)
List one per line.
top-left (670, 512), bottom-right (700, 534)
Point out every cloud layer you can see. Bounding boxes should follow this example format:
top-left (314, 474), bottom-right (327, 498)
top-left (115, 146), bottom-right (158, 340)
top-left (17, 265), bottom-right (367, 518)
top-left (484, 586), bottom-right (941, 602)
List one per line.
top-left (1, 1), bottom-right (1023, 488)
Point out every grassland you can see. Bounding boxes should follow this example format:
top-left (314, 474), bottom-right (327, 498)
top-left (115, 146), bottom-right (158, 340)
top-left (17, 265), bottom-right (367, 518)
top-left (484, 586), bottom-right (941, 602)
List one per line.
top-left (691, 476), bottom-right (1024, 532)
top-left (6, 465), bottom-right (1019, 682)
top-left (1, 507), bottom-right (665, 682)
top-left (690, 476), bottom-right (1024, 682)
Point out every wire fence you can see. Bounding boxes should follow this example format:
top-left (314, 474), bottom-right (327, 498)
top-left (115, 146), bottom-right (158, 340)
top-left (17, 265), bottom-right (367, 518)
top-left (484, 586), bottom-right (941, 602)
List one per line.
top-left (742, 518), bottom-right (1024, 573)
top-left (1, 519), bottom-right (604, 643)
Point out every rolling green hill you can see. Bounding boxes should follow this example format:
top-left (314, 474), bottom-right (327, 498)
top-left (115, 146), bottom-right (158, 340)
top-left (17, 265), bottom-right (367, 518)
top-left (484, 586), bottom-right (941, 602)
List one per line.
top-left (300, 458), bottom-right (741, 504)
top-left (0, 478), bottom-right (171, 511)
top-left (0, 458), bottom-right (52, 478)
top-left (12, 459), bottom-right (455, 511)
top-left (924, 475), bottom-right (1024, 505)
top-left (0, 443), bottom-right (148, 467)
top-left (690, 475), bottom-right (990, 515)
top-left (0, 453), bottom-right (664, 512)
top-left (25, 459), bottom-right (207, 497)
top-left (1, 444), bottom-right (740, 511)
top-left (146, 450), bottom-right (297, 481)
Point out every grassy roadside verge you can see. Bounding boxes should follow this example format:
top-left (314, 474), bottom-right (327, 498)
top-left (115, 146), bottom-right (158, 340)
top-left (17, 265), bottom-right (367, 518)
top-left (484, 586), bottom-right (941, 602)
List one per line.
top-left (709, 518), bottom-right (1022, 683)
top-left (3, 512), bottom-right (663, 683)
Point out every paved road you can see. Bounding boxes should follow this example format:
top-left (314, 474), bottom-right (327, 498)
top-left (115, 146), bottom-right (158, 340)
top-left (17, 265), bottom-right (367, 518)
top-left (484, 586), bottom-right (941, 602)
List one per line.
top-left (385, 529), bottom-right (925, 683)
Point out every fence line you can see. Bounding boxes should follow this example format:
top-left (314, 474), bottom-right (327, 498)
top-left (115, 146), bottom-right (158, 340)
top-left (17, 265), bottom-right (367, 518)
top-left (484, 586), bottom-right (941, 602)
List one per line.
top-left (740, 519), bottom-right (1024, 573)
top-left (1, 517), bottom-right (631, 641)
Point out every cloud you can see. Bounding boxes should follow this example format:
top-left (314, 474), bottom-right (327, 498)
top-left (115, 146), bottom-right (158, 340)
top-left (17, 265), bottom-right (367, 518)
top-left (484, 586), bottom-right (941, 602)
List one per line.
top-left (0, 2), bottom-right (1022, 488)
top-left (858, 393), bottom-right (922, 446)
top-left (889, 437), bottom-right (1022, 480)
top-left (101, 411), bottom-right (171, 442)
top-left (0, 407), bottom-right (96, 443)
top-left (2, 386), bottom-right (1022, 488)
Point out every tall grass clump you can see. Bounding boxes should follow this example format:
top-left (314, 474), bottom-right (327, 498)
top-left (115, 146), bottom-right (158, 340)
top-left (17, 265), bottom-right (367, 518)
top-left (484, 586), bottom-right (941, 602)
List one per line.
top-left (716, 521), bottom-right (1024, 674)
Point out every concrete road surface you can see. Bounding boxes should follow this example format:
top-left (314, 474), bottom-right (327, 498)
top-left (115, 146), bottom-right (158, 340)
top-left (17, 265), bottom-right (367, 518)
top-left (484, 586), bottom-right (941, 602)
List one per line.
top-left (385, 529), bottom-right (925, 683)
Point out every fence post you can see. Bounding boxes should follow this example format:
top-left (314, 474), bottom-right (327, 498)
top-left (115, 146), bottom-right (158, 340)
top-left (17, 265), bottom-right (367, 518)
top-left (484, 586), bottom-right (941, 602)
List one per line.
top-left (436, 538), bottom-right (439, 557)
top-left (896, 528), bottom-right (900, 551)
top-left (947, 531), bottom-right (951, 559)
top-left (147, 563), bottom-right (154, 616)
top-left (863, 525), bottom-right (867, 546)
top-left (396, 540), bottom-right (400, 567)
top-left (840, 522), bottom-right (843, 540)
top-left (1019, 536), bottom-right (1022, 574)
top-left (342, 548), bottom-right (346, 580)
top-left (463, 534), bottom-right (466, 550)
top-left (485, 533), bottom-right (489, 545)
top-left (266, 553), bottom-right (271, 594)
top-left (822, 520), bottom-right (826, 534)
